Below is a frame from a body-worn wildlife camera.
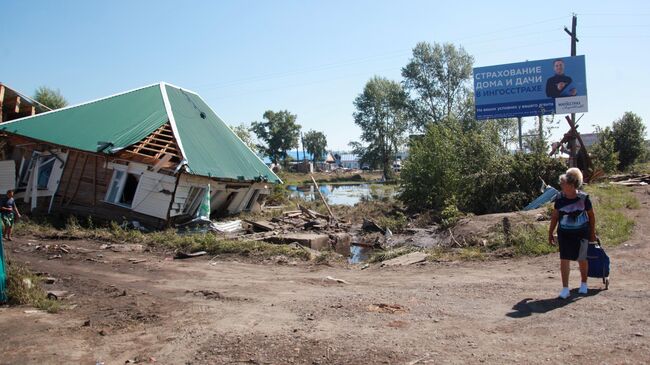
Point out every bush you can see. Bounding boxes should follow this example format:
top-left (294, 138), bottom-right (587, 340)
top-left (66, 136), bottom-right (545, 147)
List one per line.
top-left (591, 126), bottom-right (619, 173)
top-left (612, 112), bottom-right (646, 171)
top-left (6, 263), bottom-right (61, 313)
top-left (400, 121), bottom-right (566, 215)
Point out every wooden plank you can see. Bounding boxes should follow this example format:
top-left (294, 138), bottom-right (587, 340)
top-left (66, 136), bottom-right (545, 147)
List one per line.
top-left (65, 153), bottom-right (88, 207)
top-left (0, 85), bottom-right (5, 122)
top-left (93, 155), bottom-right (98, 206)
top-left (59, 151), bottom-right (79, 204)
top-left (310, 175), bottom-right (337, 223)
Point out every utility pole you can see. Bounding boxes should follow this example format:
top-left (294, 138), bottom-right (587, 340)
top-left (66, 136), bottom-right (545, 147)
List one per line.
top-left (517, 116), bottom-right (523, 151)
top-left (564, 14), bottom-right (579, 167)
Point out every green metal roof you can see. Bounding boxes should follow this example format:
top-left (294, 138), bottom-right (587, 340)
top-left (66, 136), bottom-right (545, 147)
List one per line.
top-left (1, 84), bottom-right (167, 153)
top-left (1, 83), bottom-right (281, 183)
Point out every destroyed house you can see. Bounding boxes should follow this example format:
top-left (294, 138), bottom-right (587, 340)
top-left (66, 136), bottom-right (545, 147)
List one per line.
top-left (0, 82), bottom-right (281, 228)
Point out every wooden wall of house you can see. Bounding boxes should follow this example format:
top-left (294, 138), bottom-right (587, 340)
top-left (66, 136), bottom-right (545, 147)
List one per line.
top-left (55, 149), bottom-right (110, 209)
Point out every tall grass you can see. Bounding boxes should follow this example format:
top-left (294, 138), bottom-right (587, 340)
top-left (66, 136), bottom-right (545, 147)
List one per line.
top-left (6, 263), bottom-right (60, 313)
top-left (15, 217), bottom-right (310, 260)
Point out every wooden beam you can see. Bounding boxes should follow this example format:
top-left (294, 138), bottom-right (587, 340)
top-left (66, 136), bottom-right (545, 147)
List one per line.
top-left (60, 151), bottom-right (79, 205)
top-left (93, 155), bottom-right (98, 207)
top-left (65, 153), bottom-right (89, 207)
top-left (14, 96), bottom-right (20, 114)
top-left (0, 85), bottom-right (5, 121)
top-left (565, 115), bottom-right (592, 171)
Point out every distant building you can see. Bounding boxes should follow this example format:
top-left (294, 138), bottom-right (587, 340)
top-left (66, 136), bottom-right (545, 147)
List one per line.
top-left (337, 153), bottom-right (360, 169)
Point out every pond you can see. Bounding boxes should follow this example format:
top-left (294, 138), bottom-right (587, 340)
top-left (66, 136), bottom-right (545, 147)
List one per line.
top-left (286, 183), bottom-right (394, 206)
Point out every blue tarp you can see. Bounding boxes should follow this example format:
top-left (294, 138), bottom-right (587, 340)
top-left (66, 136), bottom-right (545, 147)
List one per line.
top-left (523, 186), bottom-right (559, 210)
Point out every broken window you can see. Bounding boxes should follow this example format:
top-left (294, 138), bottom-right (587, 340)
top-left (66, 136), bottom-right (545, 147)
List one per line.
top-left (120, 174), bottom-right (139, 206)
top-left (17, 152), bottom-right (60, 191)
top-left (105, 168), bottom-right (140, 207)
top-left (183, 186), bottom-right (206, 215)
top-left (37, 157), bottom-right (56, 189)
top-left (244, 189), bottom-right (260, 211)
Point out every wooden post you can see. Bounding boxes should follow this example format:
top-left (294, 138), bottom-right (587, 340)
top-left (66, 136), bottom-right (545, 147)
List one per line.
top-left (31, 155), bottom-right (40, 212)
top-left (0, 85), bottom-right (5, 123)
top-left (517, 117), bottom-right (523, 151)
top-left (93, 156), bottom-right (98, 206)
top-left (564, 14), bottom-right (579, 168)
top-left (310, 175), bottom-right (337, 223)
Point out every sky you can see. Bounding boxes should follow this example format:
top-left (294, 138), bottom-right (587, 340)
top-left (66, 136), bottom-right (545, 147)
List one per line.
top-left (2, 0), bottom-right (649, 151)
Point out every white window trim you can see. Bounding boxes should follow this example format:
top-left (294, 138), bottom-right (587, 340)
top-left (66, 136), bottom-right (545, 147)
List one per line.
top-left (104, 166), bottom-right (131, 208)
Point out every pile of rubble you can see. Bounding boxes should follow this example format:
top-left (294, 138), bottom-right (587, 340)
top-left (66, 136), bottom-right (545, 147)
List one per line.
top-left (212, 204), bottom-right (353, 254)
top-left (609, 173), bottom-right (650, 186)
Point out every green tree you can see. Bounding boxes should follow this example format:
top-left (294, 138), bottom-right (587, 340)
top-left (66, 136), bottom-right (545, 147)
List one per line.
top-left (612, 112), bottom-right (646, 171)
top-left (303, 130), bottom-right (327, 163)
top-left (353, 76), bottom-right (409, 179)
top-left (251, 110), bottom-right (301, 165)
top-left (230, 123), bottom-right (257, 151)
top-left (33, 86), bottom-right (67, 109)
top-left (401, 42), bottom-right (474, 131)
top-left (400, 119), bottom-right (565, 215)
top-left (590, 126), bottom-right (619, 173)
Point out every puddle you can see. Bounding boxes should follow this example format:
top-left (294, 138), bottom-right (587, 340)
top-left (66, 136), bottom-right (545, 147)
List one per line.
top-left (348, 244), bottom-right (373, 264)
top-left (287, 183), bottom-right (394, 206)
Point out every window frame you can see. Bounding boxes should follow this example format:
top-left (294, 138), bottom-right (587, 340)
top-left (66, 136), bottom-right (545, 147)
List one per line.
top-left (104, 165), bottom-right (131, 207)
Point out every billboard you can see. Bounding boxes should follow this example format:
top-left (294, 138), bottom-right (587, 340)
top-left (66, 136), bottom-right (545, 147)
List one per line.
top-left (473, 55), bottom-right (587, 119)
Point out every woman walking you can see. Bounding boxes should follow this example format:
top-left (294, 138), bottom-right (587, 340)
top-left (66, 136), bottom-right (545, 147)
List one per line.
top-left (548, 168), bottom-right (597, 299)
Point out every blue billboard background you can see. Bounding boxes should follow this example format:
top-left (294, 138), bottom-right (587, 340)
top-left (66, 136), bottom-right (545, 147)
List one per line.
top-left (473, 55), bottom-right (587, 119)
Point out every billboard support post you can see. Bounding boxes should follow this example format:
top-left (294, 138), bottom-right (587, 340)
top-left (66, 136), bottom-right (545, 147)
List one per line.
top-left (565, 14), bottom-right (579, 167)
top-left (517, 117), bottom-right (523, 151)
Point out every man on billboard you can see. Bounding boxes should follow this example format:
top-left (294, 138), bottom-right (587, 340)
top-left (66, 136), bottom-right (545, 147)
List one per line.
top-left (546, 59), bottom-right (577, 98)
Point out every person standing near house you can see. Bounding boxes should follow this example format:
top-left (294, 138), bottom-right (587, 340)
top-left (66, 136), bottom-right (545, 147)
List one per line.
top-left (1, 190), bottom-right (21, 241)
top-left (548, 168), bottom-right (596, 299)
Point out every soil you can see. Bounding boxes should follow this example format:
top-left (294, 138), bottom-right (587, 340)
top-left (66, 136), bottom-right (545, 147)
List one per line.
top-left (1, 187), bottom-right (649, 364)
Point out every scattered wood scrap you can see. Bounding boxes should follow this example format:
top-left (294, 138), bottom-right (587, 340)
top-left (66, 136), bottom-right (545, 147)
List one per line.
top-left (609, 174), bottom-right (650, 186)
top-left (174, 251), bottom-right (207, 259)
top-left (380, 252), bottom-right (428, 267)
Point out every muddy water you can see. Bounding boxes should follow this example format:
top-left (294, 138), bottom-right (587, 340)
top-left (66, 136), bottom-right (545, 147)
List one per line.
top-left (348, 245), bottom-right (373, 264)
top-left (287, 183), bottom-right (393, 206)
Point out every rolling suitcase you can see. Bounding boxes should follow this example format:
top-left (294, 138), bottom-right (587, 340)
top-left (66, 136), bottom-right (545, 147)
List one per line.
top-left (586, 238), bottom-right (610, 289)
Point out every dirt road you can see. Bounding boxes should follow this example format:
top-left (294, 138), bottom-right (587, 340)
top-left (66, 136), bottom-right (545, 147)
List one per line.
top-left (1, 187), bottom-right (649, 364)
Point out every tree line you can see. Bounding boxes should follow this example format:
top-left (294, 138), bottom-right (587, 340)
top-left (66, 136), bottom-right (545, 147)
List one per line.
top-left (232, 111), bottom-right (328, 167)
top-left (349, 41), bottom-right (648, 215)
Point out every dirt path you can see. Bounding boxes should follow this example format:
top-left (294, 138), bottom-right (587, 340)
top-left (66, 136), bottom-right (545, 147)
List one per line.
top-left (1, 187), bottom-right (649, 364)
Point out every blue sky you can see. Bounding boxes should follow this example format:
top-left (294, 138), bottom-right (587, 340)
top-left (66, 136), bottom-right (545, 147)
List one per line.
top-left (2, 1), bottom-right (649, 150)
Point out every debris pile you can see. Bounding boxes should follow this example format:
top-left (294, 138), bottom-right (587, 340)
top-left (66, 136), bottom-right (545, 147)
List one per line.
top-left (209, 204), bottom-right (353, 254)
top-left (609, 173), bottom-right (650, 186)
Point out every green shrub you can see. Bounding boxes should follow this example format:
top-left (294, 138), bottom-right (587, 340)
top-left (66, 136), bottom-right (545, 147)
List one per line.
top-left (6, 263), bottom-right (61, 313)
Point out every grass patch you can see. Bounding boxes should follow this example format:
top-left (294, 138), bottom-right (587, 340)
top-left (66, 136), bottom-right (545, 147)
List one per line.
top-left (368, 246), bottom-right (418, 263)
top-left (457, 247), bottom-right (487, 261)
top-left (376, 211), bottom-right (408, 233)
top-left (585, 184), bottom-right (637, 246)
top-left (15, 217), bottom-right (310, 261)
top-left (6, 263), bottom-right (61, 313)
